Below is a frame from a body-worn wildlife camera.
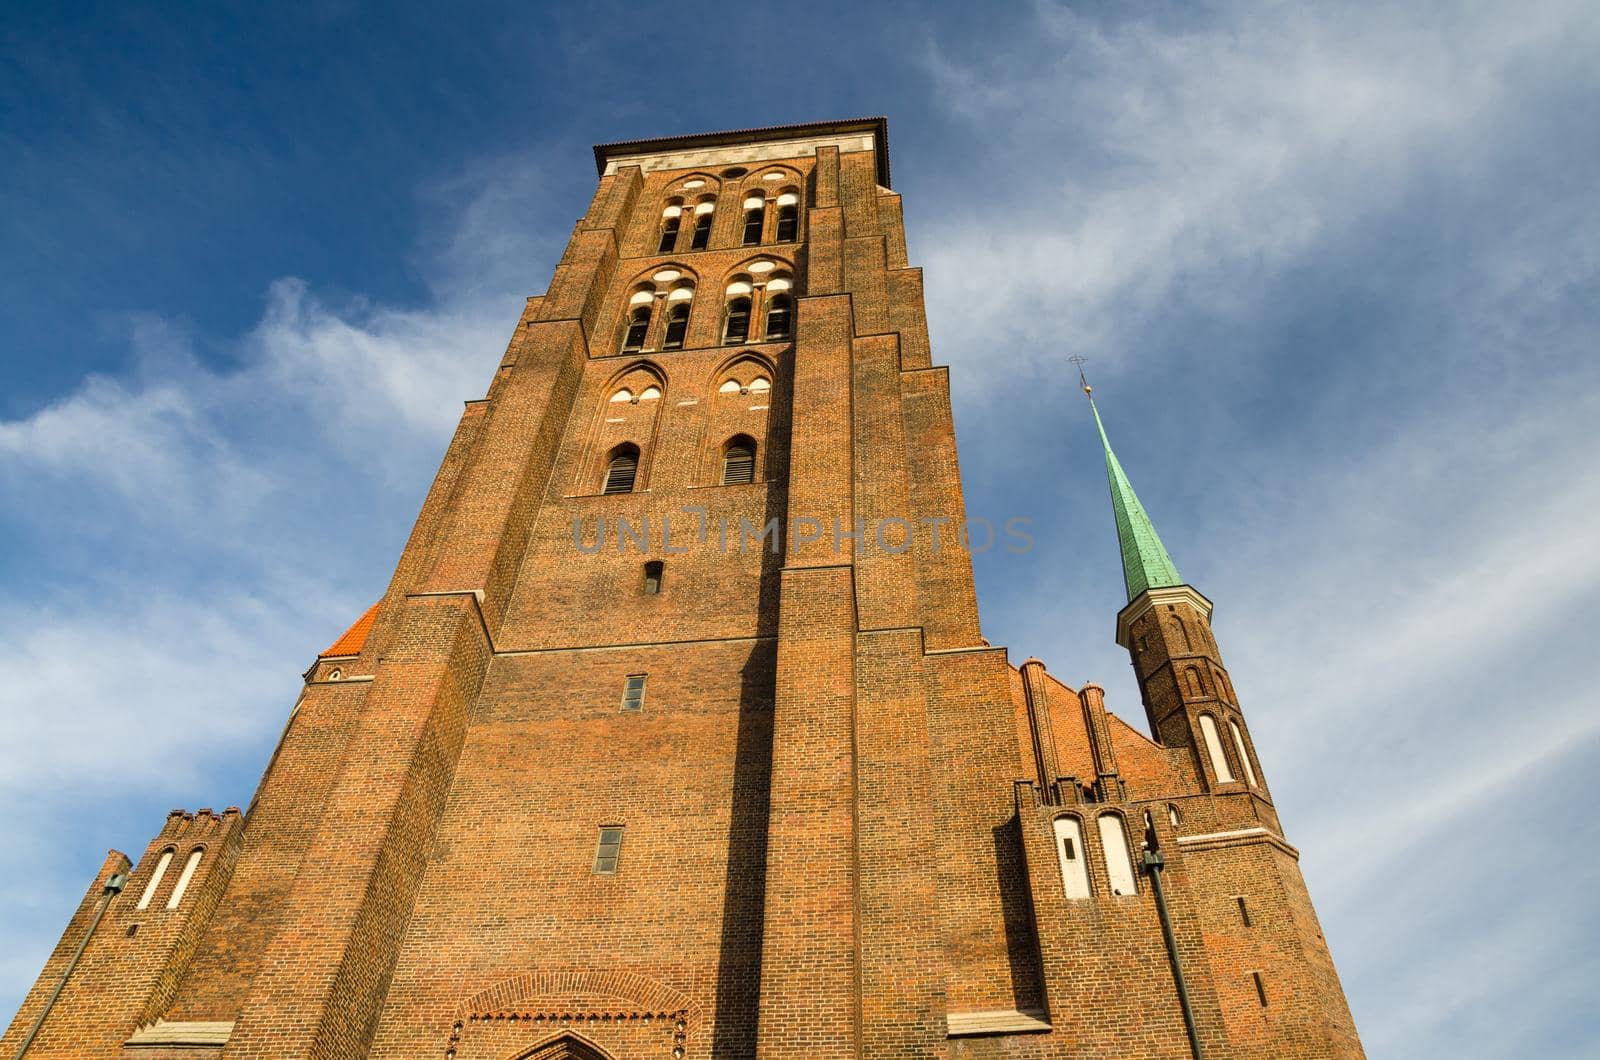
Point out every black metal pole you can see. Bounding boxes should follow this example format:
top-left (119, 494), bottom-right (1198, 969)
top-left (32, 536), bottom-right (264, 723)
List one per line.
top-left (1144, 849), bottom-right (1204, 1060)
top-left (12, 871), bottom-right (127, 1059)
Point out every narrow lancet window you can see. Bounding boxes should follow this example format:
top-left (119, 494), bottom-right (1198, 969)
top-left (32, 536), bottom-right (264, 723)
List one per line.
top-left (1199, 714), bottom-right (1234, 782)
top-left (691, 201), bottom-right (714, 249)
top-left (658, 209), bottom-right (681, 253)
top-left (1229, 718), bottom-right (1259, 787)
top-left (621, 307), bottom-right (651, 353)
top-left (1053, 817), bottom-right (1092, 899)
top-left (136, 849), bottom-right (174, 911)
top-left (165, 848), bottom-right (203, 909)
top-left (662, 303), bottom-right (689, 350)
top-left (1098, 814), bottom-right (1138, 896)
top-left (741, 195), bottom-right (765, 245)
top-left (775, 191), bottom-right (799, 241)
top-left (723, 298), bottom-right (751, 344)
top-left (765, 295), bottom-right (792, 339)
top-left (642, 561), bottom-right (663, 595)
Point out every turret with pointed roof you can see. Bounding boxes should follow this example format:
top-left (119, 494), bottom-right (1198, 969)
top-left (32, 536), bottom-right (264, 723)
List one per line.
top-left (1090, 398), bottom-right (1184, 602)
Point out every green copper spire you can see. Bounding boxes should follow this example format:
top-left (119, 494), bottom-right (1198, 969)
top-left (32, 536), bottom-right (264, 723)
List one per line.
top-left (1088, 396), bottom-right (1184, 602)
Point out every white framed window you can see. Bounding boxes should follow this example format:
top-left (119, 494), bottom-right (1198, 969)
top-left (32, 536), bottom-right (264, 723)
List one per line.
top-left (135, 849), bottom-right (174, 910)
top-left (1199, 714), bottom-right (1234, 783)
top-left (1229, 719), bottom-right (1259, 787)
top-left (1053, 817), bottom-right (1092, 899)
top-left (1098, 814), bottom-right (1138, 896)
top-left (165, 848), bottom-right (203, 909)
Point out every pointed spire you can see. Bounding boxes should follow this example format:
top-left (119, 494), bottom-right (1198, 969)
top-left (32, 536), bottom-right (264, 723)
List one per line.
top-left (1081, 380), bottom-right (1183, 602)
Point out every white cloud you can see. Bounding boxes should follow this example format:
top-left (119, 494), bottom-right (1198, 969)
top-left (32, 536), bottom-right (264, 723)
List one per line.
top-left (0, 151), bottom-right (561, 1018)
top-left (917, 0), bottom-right (1600, 380)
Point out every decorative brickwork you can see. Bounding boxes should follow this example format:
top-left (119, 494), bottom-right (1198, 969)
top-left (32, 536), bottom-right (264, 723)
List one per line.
top-left (3, 118), bottom-right (1361, 1058)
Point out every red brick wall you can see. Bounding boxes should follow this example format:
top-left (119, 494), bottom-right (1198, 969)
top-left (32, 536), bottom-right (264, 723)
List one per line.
top-left (5, 122), bottom-right (1362, 1059)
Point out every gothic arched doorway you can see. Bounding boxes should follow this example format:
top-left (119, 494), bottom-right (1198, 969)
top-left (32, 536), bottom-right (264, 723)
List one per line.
top-left (514, 1031), bottom-right (615, 1060)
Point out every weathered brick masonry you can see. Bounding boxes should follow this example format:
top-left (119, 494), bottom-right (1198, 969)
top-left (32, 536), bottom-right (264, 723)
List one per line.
top-left (5, 119), bottom-right (1363, 1059)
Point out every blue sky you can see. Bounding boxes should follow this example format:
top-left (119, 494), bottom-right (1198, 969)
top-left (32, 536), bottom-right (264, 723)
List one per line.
top-left (3, 2), bottom-right (1598, 1054)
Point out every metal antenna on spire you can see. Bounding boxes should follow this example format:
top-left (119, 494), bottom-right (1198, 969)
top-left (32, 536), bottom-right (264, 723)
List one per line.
top-left (1068, 355), bottom-right (1092, 398)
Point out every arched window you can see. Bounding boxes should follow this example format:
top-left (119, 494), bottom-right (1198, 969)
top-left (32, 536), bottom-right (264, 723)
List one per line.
top-left (602, 446), bottom-right (639, 495)
top-left (775, 190), bottom-right (799, 242)
top-left (1053, 816), bottom-right (1092, 899)
top-left (765, 294), bottom-right (793, 340)
top-left (1198, 713), bottom-right (1234, 782)
top-left (166, 848), bottom-right (203, 909)
top-left (1229, 719), bottom-right (1259, 787)
top-left (723, 297), bottom-right (751, 344)
top-left (741, 194), bottom-right (765, 245)
top-left (691, 199), bottom-right (715, 249)
top-left (621, 306), bottom-right (651, 353)
top-left (662, 303), bottom-right (689, 350)
top-left (657, 201), bottom-right (683, 253)
top-left (136, 848), bottom-right (175, 911)
top-left (722, 437), bottom-right (756, 484)
top-left (1098, 814), bottom-right (1138, 896)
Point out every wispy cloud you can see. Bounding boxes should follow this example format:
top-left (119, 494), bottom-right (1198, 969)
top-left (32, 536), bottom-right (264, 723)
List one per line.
top-left (0, 150), bottom-right (560, 1017)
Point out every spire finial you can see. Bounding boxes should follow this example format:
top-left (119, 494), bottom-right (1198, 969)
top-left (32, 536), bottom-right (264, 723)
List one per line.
top-left (1080, 377), bottom-right (1184, 603)
top-left (1069, 355), bottom-right (1092, 397)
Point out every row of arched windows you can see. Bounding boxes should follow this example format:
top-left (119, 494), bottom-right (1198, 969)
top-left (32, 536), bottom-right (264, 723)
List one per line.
top-left (134, 846), bottom-right (204, 911)
top-left (654, 173), bottom-right (802, 255)
top-left (601, 435), bottom-right (758, 494)
top-left (619, 265), bottom-right (794, 353)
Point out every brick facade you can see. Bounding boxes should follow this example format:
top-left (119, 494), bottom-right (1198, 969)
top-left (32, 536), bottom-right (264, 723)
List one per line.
top-left (4, 119), bottom-right (1363, 1058)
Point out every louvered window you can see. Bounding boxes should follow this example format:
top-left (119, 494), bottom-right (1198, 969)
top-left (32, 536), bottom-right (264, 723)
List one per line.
top-left (657, 214), bottom-right (680, 253)
top-left (775, 204), bottom-right (798, 242)
top-left (603, 450), bottom-right (638, 495)
top-left (691, 211), bottom-right (712, 250)
top-left (742, 204), bottom-right (765, 245)
top-left (593, 826), bottom-right (623, 874)
top-left (723, 298), bottom-right (750, 344)
top-left (765, 296), bottom-right (792, 340)
top-left (620, 674), bottom-right (646, 712)
top-left (662, 304), bottom-right (689, 350)
top-left (621, 308), bottom-right (650, 353)
top-left (722, 440), bottom-right (756, 485)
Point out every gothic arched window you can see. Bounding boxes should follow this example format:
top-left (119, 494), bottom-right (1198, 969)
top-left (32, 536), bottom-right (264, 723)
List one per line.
top-left (765, 294), bottom-right (792, 340)
top-left (691, 199), bottom-right (715, 249)
top-left (741, 194), bottom-right (765, 246)
top-left (722, 437), bottom-right (756, 484)
top-left (1053, 816), bottom-right (1092, 899)
top-left (775, 190), bottom-right (799, 242)
top-left (602, 445), bottom-right (639, 495)
top-left (1229, 718), bottom-right (1259, 787)
top-left (723, 297), bottom-right (751, 344)
top-left (1198, 713), bottom-right (1235, 783)
top-left (662, 303), bottom-right (689, 350)
top-left (1098, 814), bottom-right (1138, 896)
top-left (621, 304), bottom-right (651, 353)
top-left (657, 201), bottom-right (683, 253)
top-left (136, 848), bottom-right (175, 910)
top-left (165, 848), bottom-right (204, 909)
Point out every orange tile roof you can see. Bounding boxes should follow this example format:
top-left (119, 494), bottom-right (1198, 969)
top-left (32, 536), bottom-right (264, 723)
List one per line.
top-left (321, 602), bottom-right (379, 657)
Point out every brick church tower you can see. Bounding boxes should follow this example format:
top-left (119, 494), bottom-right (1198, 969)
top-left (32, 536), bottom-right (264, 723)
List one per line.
top-left (5, 120), bottom-right (1362, 1058)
